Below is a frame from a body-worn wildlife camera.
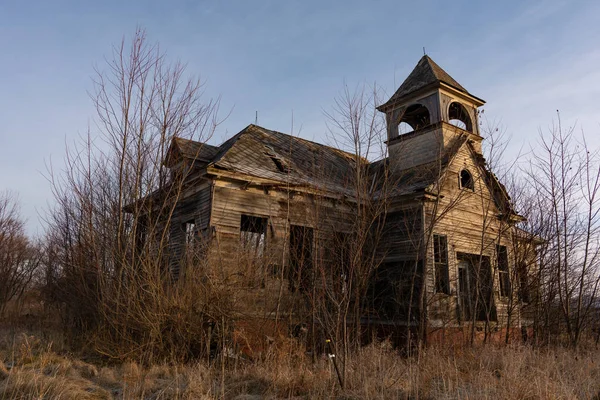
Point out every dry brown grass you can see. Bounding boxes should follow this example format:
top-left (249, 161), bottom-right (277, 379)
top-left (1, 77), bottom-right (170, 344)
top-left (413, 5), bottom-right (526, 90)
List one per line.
top-left (1, 332), bottom-right (599, 399)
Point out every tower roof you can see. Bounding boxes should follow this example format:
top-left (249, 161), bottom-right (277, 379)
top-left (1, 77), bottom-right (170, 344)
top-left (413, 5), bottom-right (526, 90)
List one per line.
top-left (379, 55), bottom-right (481, 110)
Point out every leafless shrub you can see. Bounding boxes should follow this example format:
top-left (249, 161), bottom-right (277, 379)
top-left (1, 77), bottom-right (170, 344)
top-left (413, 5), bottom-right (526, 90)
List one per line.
top-left (44, 28), bottom-right (223, 363)
top-left (0, 192), bottom-right (41, 318)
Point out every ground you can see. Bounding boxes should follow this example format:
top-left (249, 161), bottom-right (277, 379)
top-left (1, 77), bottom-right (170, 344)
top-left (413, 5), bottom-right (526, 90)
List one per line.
top-left (1, 328), bottom-right (599, 399)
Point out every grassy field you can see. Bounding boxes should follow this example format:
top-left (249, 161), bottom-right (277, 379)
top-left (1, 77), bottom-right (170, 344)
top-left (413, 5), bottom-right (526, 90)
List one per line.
top-left (1, 330), bottom-right (599, 399)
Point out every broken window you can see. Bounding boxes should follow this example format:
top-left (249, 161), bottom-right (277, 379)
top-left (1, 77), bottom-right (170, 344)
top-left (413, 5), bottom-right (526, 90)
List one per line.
top-left (433, 234), bottom-right (450, 294)
top-left (497, 245), bottom-right (511, 297)
top-left (240, 214), bottom-right (268, 258)
top-left (460, 169), bottom-right (474, 191)
top-left (184, 220), bottom-right (196, 246)
top-left (288, 225), bottom-right (313, 292)
top-left (448, 102), bottom-right (473, 132)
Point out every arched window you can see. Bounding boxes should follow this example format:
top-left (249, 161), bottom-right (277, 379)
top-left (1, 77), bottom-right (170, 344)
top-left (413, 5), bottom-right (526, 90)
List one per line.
top-left (398, 103), bottom-right (430, 133)
top-left (448, 102), bottom-right (473, 132)
top-left (460, 169), bottom-right (474, 190)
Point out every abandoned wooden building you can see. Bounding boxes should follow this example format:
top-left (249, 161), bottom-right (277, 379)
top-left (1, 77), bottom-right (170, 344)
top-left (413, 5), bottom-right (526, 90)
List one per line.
top-left (135, 55), bottom-right (536, 345)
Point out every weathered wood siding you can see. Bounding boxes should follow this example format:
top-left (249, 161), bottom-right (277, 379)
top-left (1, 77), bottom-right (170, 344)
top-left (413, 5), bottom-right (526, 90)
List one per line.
top-left (208, 178), bottom-right (354, 318)
top-left (424, 128), bottom-right (521, 328)
top-left (168, 181), bottom-right (212, 278)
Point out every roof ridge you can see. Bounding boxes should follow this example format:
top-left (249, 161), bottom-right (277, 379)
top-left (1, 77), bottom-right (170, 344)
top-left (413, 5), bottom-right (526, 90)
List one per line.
top-left (249, 124), bottom-right (365, 162)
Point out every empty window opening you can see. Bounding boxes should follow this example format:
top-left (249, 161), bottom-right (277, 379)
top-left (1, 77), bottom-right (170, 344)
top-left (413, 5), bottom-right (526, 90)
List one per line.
top-left (460, 169), bottom-right (474, 191)
top-left (398, 103), bottom-right (430, 133)
top-left (448, 102), bottom-right (473, 132)
top-left (497, 245), bottom-right (511, 297)
top-left (288, 225), bottom-right (313, 292)
top-left (433, 234), bottom-right (450, 294)
top-left (457, 253), bottom-right (497, 322)
top-left (240, 214), bottom-right (268, 257)
top-left (184, 220), bottom-right (196, 246)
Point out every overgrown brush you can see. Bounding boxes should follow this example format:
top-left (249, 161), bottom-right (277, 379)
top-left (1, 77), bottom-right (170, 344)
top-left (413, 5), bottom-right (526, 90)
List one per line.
top-left (2, 332), bottom-right (599, 399)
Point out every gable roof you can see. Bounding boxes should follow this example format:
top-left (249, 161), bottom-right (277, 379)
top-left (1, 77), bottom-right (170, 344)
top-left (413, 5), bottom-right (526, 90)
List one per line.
top-left (167, 124), bottom-right (365, 195)
top-left (370, 133), bottom-right (470, 198)
top-left (378, 55), bottom-right (481, 110)
top-left (164, 137), bottom-right (219, 167)
top-left (370, 134), bottom-right (518, 218)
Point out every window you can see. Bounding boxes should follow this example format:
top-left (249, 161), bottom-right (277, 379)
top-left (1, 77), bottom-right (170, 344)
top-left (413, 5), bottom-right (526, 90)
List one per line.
top-left (240, 214), bottom-right (268, 257)
top-left (184, 220), bottom-right (196, 246)
top-left (497, 245), bottom-right (511, 297)
top-left (288, 225), bottom-right (313, 292)
top-left (517, 262), bottom-right (531, 303)
top-left (460, 169), bottom-right (474, 191)
top-left (433, 234), bottom-right (450, 294)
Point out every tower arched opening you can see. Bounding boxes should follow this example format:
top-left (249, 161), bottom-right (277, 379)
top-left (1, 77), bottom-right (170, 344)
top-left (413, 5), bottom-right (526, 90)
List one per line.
top-left (448, 102), bottom-right (473, 132)
top-left (398, 103), bottom-right (430, 133)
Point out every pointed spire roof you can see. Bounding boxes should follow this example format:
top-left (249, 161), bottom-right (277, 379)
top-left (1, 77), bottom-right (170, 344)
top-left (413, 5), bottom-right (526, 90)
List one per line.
top-left (379, 55), bottom-right (480, 110)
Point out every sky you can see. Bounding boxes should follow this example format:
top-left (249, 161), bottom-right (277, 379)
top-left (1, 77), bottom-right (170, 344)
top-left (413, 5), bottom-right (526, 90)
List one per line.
top-left (1, 0), bottom-right (600, 236)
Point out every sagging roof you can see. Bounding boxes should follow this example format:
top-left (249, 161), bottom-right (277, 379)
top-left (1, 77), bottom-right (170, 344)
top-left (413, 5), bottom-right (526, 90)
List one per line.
top-left (378, 55), bottom-right (483, 110)
top-left (167, 124), bottom-right (366, 195)
top-left (164, 137), bottom-right (219, 167)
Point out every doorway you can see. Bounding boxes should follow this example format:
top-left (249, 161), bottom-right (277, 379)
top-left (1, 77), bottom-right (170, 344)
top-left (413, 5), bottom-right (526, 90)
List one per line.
top-left (456, 253), bottom-right (497, 322)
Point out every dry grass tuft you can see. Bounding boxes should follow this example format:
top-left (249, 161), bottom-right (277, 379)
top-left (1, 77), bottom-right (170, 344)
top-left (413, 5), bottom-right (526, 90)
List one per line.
top-left (1, 332), bottom-right (599, 399)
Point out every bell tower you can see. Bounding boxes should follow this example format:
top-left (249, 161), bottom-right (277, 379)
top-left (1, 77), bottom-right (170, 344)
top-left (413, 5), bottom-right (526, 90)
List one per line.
top-left (377, 56), bottom-right (485, 171)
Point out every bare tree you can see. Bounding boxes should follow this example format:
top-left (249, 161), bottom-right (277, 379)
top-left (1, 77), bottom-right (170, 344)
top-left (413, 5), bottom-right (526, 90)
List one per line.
top-left (0, 191), bottom-right (41, 317)
top-left (524, 116), bottom-right (600, 347)
top-left (44, 28), bottom-right (223, 362)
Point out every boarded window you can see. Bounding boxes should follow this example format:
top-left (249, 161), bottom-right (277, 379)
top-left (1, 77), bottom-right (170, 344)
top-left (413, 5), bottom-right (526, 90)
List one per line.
top-left (497, 245), bottom-right (511, 297)
top-left (288, 225), bottom-right (313, 292)
top-left (433, 234), bottom-right (450, 294)
top-left (240, 214), bottom-right (268, 258)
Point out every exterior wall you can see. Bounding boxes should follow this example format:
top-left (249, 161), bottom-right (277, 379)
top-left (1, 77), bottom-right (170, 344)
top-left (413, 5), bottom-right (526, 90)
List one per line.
top-left (423, 136), bottom-right (522, 329)
top-left (168, 181), bottom-right (212, 278)
top-left (388, 125), bottom-right (444, 172)
top-left (207, 178), bottom-right (354, 320)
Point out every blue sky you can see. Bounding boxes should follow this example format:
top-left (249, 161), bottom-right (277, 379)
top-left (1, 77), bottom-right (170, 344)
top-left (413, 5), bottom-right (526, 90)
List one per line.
top-left (1, 0), bottom-right (600, 235)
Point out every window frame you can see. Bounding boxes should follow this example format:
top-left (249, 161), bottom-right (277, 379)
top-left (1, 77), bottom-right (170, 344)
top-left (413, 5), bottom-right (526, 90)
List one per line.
top-left (496, 244), bottom-right (511, 298)
top-left (433, 234), bottom-right (451, 295)
top-left (459, 169), bottom-right (475, 191)
top-left (240, 214), bottom-right (268, 258)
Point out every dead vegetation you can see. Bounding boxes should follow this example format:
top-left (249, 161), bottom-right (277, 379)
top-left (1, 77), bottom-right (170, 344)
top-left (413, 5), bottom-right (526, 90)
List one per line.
top-left (1, 332), bottom-right (599, 399)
